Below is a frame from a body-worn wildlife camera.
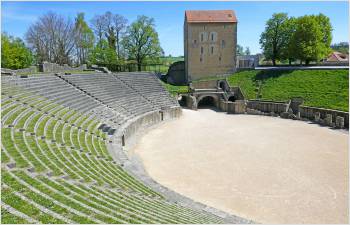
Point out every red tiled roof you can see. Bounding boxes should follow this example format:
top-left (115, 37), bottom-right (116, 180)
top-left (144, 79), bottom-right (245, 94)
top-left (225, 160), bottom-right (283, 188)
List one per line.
top-left (185, 10), bottom-right (237, 23)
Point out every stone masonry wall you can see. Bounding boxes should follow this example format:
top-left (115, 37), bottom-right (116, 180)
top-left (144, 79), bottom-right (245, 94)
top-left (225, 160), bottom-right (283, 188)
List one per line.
top-left (299, 106), bottom-right (349, 128)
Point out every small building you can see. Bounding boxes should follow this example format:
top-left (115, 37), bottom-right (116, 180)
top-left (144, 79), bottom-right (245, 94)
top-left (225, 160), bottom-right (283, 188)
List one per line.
top-left (184, 10), bottom-right (238, 82)
top-left (326, 51), bottom-right (349, 62)
top-left (236, 55), bottom-right (260, 69)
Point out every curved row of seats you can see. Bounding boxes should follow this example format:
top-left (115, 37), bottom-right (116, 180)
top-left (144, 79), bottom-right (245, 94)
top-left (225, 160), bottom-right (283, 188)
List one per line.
top-left (1, 74), bottom-right (225, 223)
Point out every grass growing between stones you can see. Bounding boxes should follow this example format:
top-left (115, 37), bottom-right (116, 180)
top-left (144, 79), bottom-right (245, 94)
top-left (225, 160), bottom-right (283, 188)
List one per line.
top-left (228, 69), bottom-right (349, 111)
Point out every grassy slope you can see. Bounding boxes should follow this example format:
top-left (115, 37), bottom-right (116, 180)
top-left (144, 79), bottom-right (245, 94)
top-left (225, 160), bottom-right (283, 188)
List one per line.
top-left (228, 69), bottom-right (349, 111)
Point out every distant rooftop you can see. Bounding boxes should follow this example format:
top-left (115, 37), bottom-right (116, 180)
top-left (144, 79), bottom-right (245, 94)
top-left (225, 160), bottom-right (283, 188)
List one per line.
top-left (185, 10), bottom-right (237, 23)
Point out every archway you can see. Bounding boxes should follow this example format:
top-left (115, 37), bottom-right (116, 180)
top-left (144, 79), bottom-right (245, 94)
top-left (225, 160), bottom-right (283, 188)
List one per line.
top-left (178, 95), bottom-right (188, 107)
top-left (228, 95), bottom-right (236, 102)
top-left (197, 96), bottom-right (216, 109)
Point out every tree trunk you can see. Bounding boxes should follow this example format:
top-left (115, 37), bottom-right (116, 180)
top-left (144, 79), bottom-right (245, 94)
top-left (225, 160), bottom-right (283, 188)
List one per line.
top-left (305, 59), bottom-right (310, 66)
top-left (272, 58), bottom-right (276, 66)
top-left (137, 63), bottom-right (141, 71)
top-left (288, 59), bottom-right (292, 65)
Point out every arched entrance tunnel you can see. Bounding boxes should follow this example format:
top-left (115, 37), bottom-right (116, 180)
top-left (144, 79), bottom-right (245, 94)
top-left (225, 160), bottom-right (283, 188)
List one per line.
top-left (178, 95), bottom-right (188, 107)
top-left (197, 96), bottom-right (216, 109)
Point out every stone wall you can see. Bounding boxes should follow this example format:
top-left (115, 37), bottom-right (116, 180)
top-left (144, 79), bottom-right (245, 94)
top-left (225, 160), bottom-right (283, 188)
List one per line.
top-left (227, 100), bottom-right (246, 114)
top-left (299, 106), bottom-right (349, 128)
top-left (122, 106), bottom-right (182, 147)
top-left (246, 100), bottom-right (290, 114)
top-left (39, 62), bottom-right (87, 73)
top-left (192, 80), bottom-right (218, 89)
top-left (1, 66), bottom-right (37, 75)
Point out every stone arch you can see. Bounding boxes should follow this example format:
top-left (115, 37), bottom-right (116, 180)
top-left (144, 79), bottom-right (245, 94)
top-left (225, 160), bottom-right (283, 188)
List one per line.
top-left (196, 94), bottom-right (219, 109)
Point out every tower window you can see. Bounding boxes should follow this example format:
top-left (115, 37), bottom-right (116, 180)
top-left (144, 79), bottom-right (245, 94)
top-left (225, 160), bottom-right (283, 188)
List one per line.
top-left (211, 46), bottom-right (214, 54)
top-left (219, 56), bottom-right (222, 61)
top-left (200, 57), bottom-right (203, 62)
top-left (194, 39), bottom-right (197, 44)
top-left (211, 33), bottom-right (214, 41)
top-left (201, 46), bottom-right (204, 54)
top-left (201, 33), bottom-right (204, 42)
top-left (221, 40), bottom-right (225, 48)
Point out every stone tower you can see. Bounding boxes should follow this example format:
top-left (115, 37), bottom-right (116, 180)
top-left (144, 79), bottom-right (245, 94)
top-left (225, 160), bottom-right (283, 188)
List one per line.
top-left (184, 10), bottom-right (237, 82)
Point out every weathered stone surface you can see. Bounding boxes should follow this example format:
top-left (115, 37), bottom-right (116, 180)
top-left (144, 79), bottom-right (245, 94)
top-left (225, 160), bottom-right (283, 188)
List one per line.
top-left (314, 112), bottom-right (321, 122)
top-left (325, 114), bottom-right (333, 126)
top-left (336, 116), bottom-right (345, 129)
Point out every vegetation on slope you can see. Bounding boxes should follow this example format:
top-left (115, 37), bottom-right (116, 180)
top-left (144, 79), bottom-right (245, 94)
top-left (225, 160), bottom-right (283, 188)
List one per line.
top-left (228, 69), bottom-right (349, 111)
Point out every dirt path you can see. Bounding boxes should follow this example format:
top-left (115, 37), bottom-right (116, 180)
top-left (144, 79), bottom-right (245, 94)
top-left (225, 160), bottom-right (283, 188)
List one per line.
top-left (131, 109), bottom-right (348, 223)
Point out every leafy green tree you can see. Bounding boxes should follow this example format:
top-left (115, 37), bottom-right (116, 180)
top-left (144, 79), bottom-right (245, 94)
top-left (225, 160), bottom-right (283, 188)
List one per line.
top-left (280, 17), bottom-right (297, 65)
top-left (88, 39), bottom-right (118, 65)
top-left (122, 15), bottom-right (163, 71)
top-left (290, 14), bottom-right (332, 65)
top-left (259, 13), bottom-right (290, 66)
top-left (74, 13), bottom-right (94, 64)
top-left (236, 44), bottom-right (244, 56)
top-left (1, 33), bottom-right (33, 69)
top-left (244, 47), bottom-right (251, 55)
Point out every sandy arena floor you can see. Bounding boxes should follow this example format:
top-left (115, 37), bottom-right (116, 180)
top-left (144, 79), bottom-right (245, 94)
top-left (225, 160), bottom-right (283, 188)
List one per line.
top-left (131, 109), bottom-right (349, 223)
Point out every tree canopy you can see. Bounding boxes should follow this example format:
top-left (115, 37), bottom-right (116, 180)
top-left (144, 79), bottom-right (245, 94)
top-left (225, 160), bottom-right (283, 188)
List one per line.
top-left (260, 13), bottom-right (333, 65)
top-left (1, 33), bottom-right (33, 69)
top-left (122, 15), bottom-right (163, 71)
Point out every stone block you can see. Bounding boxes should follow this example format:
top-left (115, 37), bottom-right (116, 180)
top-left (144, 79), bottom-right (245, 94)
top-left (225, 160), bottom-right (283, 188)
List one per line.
top-left (314, 112), bottom-right (321, 122)
top-left (335, 116), bottom-right (345, 129)
top-left (280, 112), bottom-right (290, 119)
top-left (325, 114), bottom-right (333, 126)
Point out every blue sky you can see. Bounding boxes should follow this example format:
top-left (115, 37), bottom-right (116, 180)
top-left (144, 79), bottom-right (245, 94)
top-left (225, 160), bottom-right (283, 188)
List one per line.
top-left (1, 1), bottom-right (348, 56)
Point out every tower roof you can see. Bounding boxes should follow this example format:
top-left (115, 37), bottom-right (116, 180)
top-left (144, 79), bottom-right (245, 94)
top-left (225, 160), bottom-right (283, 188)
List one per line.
top-left (185, 10), bottom-right (237, 23)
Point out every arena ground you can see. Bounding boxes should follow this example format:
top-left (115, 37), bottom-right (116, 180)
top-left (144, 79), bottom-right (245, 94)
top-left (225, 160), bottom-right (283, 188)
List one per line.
top-left (131, 108), bottom-right (349, 224)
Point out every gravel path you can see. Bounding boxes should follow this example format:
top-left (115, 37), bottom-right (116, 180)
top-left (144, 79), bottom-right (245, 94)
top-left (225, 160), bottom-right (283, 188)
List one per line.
top-left (131, 109), bottom-right (349, 224)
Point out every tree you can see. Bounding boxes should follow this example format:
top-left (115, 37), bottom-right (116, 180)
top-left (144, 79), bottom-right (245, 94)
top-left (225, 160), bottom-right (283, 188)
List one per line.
top-left (290, 14), bottom-right (332, 65)
top-left (91, 14), bottom-right (107, 45)
top-left (113, 14), bottom-right (128, 59)
top-left (74, 13), bottom-right (94, 64)
top-left (244, 47), bottom-right (251, 55)
top-left (1, 33), bottom-right (33, 69)
top-left (122, 15), bottom-right (163, 71)
top-left (259, 13), bottom-right (290, 66)
top-left (88, 39), bottom-right (117, 65)
top-left (280, 17), bottom-right (297, 65)
top-left (236, 44), bottom-right (244, 56)
top-left (26, 12), bottom-right (75, 65)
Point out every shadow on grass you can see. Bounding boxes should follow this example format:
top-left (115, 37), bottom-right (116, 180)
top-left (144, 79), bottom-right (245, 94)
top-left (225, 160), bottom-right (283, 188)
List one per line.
top-left (253, 69), bottom-right (294, 81)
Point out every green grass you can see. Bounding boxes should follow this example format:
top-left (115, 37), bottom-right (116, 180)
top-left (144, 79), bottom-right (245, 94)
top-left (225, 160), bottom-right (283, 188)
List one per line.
top-left (162, 82), bottom-right (189, 96)
top-left (227, 69), bottom-right (349, 111)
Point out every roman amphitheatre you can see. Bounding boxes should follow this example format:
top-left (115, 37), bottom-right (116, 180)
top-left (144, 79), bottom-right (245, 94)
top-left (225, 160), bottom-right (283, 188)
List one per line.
top-left (1, 9), bottom-right (349, 225)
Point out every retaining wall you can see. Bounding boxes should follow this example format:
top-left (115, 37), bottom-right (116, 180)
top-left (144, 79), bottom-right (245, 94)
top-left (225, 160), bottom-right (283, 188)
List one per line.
top-left (122, 106), bottom-right (182, 147)
top-left (299, 106), bottom-right (349, 128)
top-left (39, 62), bottom-right (87, 73)
top-left (1, 66), bottom-right (37, 75)
top-left (246, 100), bottom-right (290, 114)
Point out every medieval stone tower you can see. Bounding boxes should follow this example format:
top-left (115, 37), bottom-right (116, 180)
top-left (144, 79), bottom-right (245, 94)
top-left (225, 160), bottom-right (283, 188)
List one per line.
top-left (184, 10), bottom-right (237, 81)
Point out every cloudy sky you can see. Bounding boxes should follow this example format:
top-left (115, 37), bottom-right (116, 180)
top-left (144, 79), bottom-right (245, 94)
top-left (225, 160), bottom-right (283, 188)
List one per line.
top-left (1, 1), bottom-right (348, 56)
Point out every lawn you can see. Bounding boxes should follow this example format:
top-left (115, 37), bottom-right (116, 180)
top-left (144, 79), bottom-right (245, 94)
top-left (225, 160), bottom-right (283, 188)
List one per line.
top-left (161, 82), bottom-right (189, 96)
top-left (227, 69), bottom-right (349, 111)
